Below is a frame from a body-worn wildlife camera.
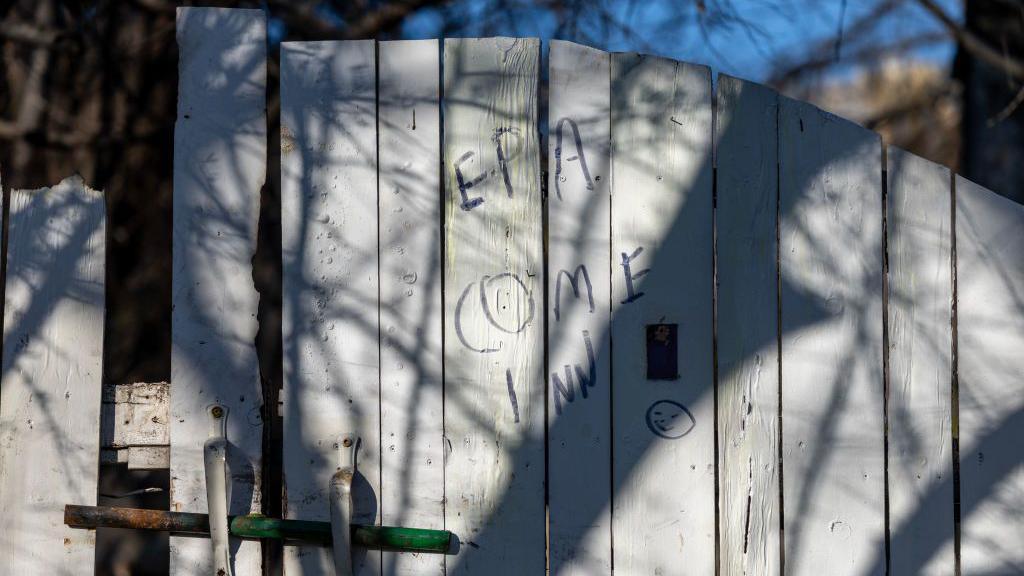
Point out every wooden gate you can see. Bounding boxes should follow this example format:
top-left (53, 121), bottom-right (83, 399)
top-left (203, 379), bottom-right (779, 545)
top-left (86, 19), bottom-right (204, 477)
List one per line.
top-left (0, 7), bottom-right (1022, 576)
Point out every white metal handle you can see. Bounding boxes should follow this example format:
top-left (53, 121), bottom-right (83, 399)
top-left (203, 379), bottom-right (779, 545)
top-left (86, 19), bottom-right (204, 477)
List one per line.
top-left (203, 404), bottom-right (232, 576)
top-left (330, 433), bottom-right (357, 576)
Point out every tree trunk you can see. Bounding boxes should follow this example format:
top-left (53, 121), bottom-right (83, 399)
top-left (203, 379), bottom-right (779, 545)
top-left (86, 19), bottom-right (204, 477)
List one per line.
top-left (956, 0), bottom-right (1024, 204)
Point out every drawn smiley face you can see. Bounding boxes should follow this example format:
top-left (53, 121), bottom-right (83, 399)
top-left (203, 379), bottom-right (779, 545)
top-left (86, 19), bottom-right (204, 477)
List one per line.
top-left (645, 400), bottom-right (696, 439)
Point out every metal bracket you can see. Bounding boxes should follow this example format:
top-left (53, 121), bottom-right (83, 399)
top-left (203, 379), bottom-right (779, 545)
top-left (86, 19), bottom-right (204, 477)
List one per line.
top-left (203, 404), bottom-right (232, 576)
top-left (330, 433), bottom-right (357, 576)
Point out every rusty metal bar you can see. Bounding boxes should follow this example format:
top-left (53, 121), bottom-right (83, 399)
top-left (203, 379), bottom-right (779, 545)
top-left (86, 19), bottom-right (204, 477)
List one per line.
top-left (64, 505), bottom-right (453, 553)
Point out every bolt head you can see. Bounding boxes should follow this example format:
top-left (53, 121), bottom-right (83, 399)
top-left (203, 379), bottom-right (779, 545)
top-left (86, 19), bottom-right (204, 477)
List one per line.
top-left (342, 437), bottom-right (353, 448)
top-left (211, 406), bottom-right (224, 419)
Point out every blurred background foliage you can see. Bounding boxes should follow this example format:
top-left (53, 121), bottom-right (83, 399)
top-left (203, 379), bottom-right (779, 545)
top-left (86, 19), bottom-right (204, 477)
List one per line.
top-left (0, 1), bottom-right (1021, 574)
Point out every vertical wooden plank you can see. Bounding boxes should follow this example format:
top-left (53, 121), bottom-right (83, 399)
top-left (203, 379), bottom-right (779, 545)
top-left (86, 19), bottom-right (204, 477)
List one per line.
top-left (778, 96), bottom-right (885, 575)
top-left (955, 175), bottom-right (1024, 575)
top-left (610, 53), bottom-right (714, 575)
top-left (0, 176), bottom-right (104, 574)
top-left (442, 37), bottom-right (544, 575)
top-left (716, 75), bottom-right (781, 576)
top-left (886, 147), bottom-right (955, 575)
top-left (378, 39), bottom-right (444, 576)
top-left (547, 40), bottom-right (612, 575)
top-left (170, 7), bottom-right (266, 574)
top-left (280, 40), bottom-right (380, 575)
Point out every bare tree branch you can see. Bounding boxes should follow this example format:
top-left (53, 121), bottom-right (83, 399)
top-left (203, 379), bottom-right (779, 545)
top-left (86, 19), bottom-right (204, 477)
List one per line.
top-left (863, 82), bottom-right (956, 129)
top-left (0, 21), bottom-right (58, 47)
top-left (769, 0), bottom-right (903, 86)
top-left (988, 84), bottom-right (1024, 126)
top-left (265, 0), bottom-right (447, 40)
top-left (771, 32), bottom-right (947, 87)
top-left (0, 1), bottom-right (53, 139)
top-left (916, 0), bottom-right (1024, 80)
top-left (340, 0), bottom-right (445, 39)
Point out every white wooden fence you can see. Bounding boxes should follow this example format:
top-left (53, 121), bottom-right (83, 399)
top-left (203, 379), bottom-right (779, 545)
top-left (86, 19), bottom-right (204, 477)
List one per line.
top-left (0, 7), bottom-right (1022, 575)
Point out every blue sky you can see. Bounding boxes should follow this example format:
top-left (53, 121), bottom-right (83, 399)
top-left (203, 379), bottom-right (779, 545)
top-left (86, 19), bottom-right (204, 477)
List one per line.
top-left (401, 0), bottom-right (963, 82)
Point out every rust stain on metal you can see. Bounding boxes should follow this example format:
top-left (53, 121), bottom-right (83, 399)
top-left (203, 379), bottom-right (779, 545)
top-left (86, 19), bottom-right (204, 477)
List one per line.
top-left (67, 504), bottom-right (177, 531)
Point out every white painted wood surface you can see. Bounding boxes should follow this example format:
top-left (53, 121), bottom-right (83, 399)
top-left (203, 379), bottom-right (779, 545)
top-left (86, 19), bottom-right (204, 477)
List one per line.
top-left (0, 176), bottom-right (105, 574)
top-left (547, 39), bottom-right (612, 576)
top-left (715, 75), bottom-right (781, 576)
top-left (378, 39), bottom-right (445, 576)
top-left (170, 7), bottom-right (266, 575)
top-left (11, 26), bottom-right (1024, 576)
top-left (609, 53), bottom-right (715, 576)
top-left (442, 37), bottom-right (545, 575)
top-left (778, 96), bottom-right (885, 576)
top-left (100, 382), bottom-right (170, 469)
top-left (885, 147), bottom-right (955, 575)
top-left (955, 175), bottom-right (1024, 575)
top-left (280, 40), bottom-right (380, 575)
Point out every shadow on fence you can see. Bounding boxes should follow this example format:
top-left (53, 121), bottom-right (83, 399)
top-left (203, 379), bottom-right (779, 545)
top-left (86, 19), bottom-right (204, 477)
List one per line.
top-left (2, 21), bottom-right (1022, 576)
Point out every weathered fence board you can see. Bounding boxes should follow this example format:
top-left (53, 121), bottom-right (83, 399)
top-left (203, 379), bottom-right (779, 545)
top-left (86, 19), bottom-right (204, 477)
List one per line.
top-left (715, 74), bottom-right (781, 576)
top-left (779, 96), bottom-right (885, 576)
top-left (442, 37), bottom-right (545, 574)
top-left (9, 18), bottom-right (1024, 574)
top-left (378, 39), bottom-right (445, 576)
top-left (0, 176), bottom-right (105, 574)
top-left (610, 53), bottom-right (715, 575)
top-left (546, 39), bottom-right (612, 576)
top-left (100, 382), bottom-right (170, 469)
top-left (886, 147), bottom-right (955, 575)
top-left (280, 39), bottom-right (380, 575)
top-left (170, 7), bottom-right (266, 574)
top-left (955, 175), bottom-right (1024, 575)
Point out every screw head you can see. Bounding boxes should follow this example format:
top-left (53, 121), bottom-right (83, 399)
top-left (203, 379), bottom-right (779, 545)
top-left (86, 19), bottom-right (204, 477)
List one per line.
top-left (211, 406), bottom-right (224, 419)
top-left (342, 437), bottom-right (353, 448)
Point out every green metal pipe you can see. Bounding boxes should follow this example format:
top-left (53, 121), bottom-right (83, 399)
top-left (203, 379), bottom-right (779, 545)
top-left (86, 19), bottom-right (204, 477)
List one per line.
top-left (65, 505), bottom-right (452, 554)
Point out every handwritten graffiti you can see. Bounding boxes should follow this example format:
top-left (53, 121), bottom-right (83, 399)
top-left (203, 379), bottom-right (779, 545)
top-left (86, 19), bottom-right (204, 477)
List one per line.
top-left (620, 246), bottom-right (649, 304)
top-left (453, 126), bottom-right (523, 211)
top-left (645, 400), bottom-right (695, 439)
top-left (506, 369), bottom-right (520, 423)
top-left (551, 330), bottom-right (597, 415)
top-left (553, 264), bottom-right (595, 322)
top-left (454, 151), bottom-right (486, 210)
top-left (480, 273), bottom-right (535, 333)
top-left (454, 272), bottom-right (535, 353)
top-left (493, 127), bottom-right (519, 198)
top-left (553, 117), bottom-right (595, 201)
